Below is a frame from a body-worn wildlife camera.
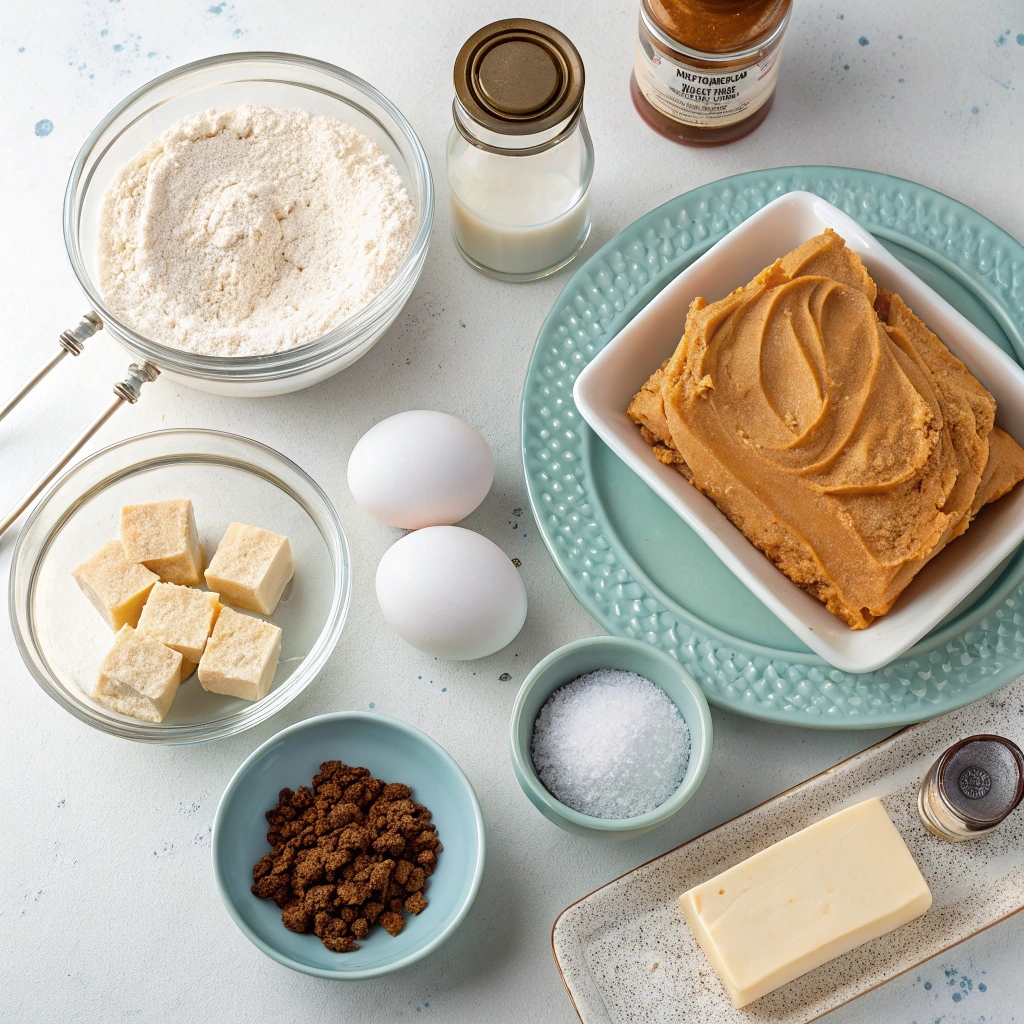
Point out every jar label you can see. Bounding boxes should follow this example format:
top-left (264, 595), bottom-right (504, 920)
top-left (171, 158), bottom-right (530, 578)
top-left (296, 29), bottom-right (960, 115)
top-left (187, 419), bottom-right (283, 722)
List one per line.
top-left (633, 38), bottom-right (784, 128)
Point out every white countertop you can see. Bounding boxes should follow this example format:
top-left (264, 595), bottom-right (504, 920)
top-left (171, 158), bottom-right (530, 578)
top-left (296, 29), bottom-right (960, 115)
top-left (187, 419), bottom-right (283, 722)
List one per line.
top-left (3, 1), bottom-right (1023, 1021)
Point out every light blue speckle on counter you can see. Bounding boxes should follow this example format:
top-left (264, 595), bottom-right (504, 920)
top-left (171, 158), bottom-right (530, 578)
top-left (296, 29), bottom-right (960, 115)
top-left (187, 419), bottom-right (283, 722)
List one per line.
top-left (859, 36), bottom-right (870, 46)
top-left (972, 106), bottom-right (980, 114)
top-left (33, 119), bottom-right (53, 137)
top-left (910, 965), bottom-right (992, 1013)
top-left (208, 3), bottom-right (224, 12)
top-left (1018, 33), bottom-right (1024, 45)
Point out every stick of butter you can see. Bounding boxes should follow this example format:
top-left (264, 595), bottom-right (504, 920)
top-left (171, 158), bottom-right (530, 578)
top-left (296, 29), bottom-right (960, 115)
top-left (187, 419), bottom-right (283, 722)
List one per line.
top-left (679, 797), bottom-right (931, 1008)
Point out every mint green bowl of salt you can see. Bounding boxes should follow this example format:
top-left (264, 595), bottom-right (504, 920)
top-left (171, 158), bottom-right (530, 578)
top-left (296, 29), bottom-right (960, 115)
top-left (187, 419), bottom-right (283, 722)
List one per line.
top-left (509, 636), bottom-right (712, 839)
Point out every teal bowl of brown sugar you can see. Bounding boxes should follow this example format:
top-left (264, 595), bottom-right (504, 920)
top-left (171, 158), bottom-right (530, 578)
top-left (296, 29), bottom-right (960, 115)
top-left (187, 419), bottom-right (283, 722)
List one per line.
top-left (509, 636), bottom-right (713, 839)
top-left (213, 711), bottom-right (484, 977)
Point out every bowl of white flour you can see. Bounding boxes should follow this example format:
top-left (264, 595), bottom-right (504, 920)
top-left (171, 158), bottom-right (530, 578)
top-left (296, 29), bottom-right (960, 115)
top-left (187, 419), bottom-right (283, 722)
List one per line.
top-left (64, 53), bottom-right (433, 396)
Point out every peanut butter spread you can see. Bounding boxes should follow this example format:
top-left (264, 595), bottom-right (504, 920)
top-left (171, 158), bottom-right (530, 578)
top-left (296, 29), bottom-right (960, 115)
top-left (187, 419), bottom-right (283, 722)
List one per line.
top-left (628, 230), bottom-right (1024, 629)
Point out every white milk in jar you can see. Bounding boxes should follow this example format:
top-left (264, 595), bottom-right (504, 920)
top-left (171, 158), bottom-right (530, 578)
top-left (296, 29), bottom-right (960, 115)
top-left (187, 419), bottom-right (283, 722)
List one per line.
top-left (448, 19), bottom-right (594, 281)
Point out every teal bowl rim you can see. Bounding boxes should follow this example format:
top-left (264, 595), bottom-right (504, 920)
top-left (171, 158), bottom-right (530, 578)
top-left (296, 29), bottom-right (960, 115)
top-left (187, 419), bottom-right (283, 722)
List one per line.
top-left (509, 636), bottom-right (714, 833)
top-left (212, 711), bottom-right (486, 979)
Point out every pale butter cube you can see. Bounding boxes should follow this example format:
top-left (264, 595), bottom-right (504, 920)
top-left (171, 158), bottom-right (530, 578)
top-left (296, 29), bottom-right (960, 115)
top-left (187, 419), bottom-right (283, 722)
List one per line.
top-left (204, 522), bottom-right (294, 615)
top-left (93, 624), bottom-right (183, 723)
top-left (679, 798), bottom-right (931, 1008)
top-left (136, 582), bottom-right (222, 663)
top-left (120, 499), bottom-right (204, 585)
top-left (72, 539), bottom-right (159, 630)
top-left (198, 607), bottom-right (281, 702)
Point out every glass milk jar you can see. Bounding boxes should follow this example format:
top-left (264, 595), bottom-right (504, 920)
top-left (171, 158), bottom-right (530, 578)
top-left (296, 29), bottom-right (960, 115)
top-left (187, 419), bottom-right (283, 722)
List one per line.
top-left (448, 19), bottom-right (594, 281)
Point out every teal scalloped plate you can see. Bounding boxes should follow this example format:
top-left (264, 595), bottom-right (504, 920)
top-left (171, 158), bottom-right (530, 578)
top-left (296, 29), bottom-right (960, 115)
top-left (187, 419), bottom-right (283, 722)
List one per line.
top-left (521, 166), bottom-right (1024, 729)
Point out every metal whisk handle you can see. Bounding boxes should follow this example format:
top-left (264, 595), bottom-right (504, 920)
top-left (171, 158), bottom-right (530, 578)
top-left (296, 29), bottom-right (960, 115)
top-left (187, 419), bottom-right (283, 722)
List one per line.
top-left (0, 361), bottom-right (159, 540)
top-left (113, 361), bottom-right (160, 403)
top-left (0, 312), bottom-right (102, 422)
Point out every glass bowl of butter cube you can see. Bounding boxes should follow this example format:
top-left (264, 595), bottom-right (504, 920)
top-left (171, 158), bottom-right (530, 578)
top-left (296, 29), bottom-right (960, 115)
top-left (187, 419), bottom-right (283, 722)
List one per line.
top-left (9, 429), bottom-right (351, 743)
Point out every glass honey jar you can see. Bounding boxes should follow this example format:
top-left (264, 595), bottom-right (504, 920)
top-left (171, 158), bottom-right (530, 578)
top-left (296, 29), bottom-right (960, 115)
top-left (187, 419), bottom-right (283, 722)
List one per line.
top-left (631, 0), bottom-right (793, 145)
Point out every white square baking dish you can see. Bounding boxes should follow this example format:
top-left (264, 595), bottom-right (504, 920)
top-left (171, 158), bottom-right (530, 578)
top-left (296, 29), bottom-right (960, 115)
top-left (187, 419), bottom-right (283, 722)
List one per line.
top-left (573, 191), bottom-right (1024, 673)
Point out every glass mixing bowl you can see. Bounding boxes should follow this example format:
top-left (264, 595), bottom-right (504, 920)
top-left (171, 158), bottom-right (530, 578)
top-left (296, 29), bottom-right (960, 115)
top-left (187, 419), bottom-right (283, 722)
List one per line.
top-left (64, 52), bottom-right (434, 397)
top-left (9, 430), bottom-right (351, 743)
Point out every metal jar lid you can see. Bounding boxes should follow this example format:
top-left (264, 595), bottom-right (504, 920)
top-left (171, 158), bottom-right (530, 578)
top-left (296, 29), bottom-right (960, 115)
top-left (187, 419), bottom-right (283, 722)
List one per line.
top-left (918, 733), bottom-right (1024, 841)
top-left (936, 735), bottom-right (1024, 827)
top-left (454, 19), bottom-right (585, 136)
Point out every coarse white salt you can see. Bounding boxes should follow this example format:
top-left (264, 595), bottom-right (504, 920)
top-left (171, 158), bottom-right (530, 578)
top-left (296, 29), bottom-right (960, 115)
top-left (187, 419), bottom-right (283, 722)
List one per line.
top-left (530, 668), bottom-right (690, 819)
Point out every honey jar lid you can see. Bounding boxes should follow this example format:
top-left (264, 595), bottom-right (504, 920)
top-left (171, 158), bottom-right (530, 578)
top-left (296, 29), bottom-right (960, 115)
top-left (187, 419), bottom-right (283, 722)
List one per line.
top-left (454, 19), bottom-right (584, 136)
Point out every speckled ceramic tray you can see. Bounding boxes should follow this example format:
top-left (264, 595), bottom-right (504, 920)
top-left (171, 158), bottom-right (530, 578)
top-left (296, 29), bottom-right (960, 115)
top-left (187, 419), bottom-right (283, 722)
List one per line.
top-left (521, 166), bottom-right (1024, 728)
top-left (552, 677), bottom-right (1024, 1024)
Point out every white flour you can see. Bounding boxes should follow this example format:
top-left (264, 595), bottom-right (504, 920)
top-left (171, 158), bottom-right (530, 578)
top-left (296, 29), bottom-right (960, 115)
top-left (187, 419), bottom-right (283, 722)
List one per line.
top-left (97, 105), bottom-right (416, 357)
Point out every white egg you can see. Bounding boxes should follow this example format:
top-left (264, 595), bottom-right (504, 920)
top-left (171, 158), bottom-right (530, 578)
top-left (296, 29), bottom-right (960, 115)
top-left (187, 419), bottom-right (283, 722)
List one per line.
top-left (376, 526), bottom-right (527, 660)
top-left (347, 410), bottom-right (494, 529)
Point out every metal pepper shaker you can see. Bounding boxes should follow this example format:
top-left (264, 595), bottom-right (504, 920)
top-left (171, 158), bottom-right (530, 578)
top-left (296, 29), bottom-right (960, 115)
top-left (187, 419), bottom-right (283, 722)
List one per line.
top-left (918, 734), bottom-right (1024, 841)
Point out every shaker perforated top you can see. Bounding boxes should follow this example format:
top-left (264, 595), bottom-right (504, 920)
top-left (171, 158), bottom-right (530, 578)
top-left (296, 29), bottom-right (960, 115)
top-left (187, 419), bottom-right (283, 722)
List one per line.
top-left (454, 19), bottom-right (585, 136)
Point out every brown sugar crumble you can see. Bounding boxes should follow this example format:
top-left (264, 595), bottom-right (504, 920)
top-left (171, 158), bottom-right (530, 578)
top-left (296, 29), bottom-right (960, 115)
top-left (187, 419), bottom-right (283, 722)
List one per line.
top-left (250, 759), bottom-right (442, 952)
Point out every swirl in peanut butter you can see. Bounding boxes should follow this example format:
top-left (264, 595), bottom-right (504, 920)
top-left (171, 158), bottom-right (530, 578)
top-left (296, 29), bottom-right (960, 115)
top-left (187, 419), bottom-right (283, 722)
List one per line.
top-left (628, 230), bottom-right (1024, 628)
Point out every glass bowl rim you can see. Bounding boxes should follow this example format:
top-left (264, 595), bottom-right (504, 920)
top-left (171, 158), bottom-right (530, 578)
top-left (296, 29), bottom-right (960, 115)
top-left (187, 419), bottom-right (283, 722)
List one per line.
top-left (62, 51), bottom-right (435, 382)
top-left (9, 427), bottom-right (351, 743)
